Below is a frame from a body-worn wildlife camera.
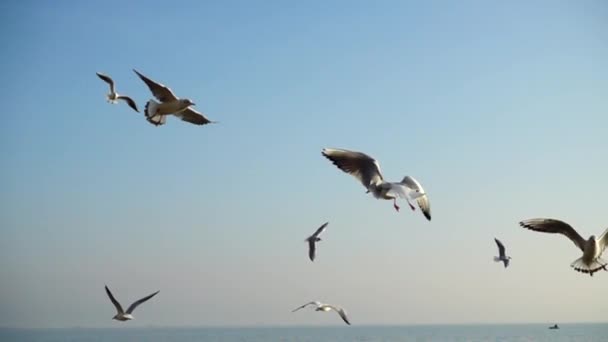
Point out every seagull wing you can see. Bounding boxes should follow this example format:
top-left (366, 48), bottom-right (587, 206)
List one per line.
top-left (311, 222), bottom-right (329, 238)
top-left (599, 227), bottom-right (608, 254)
top-left (400, 176), bottom-right (431, 221)
top-left (308, 239), bottom-right (316, 261)
top-left (321, 148), bottom-right (384, 190)
top-left (105, 285), bottom-right (124, 314)
top-left (494, 238), bottom-right (506, 258)
top-left (125, 290), bottom-right (160, 314)
top-left (174, 107), bottom-right (214, 125)
top-left (133, 69), bottom-right (178, 102)
top-left (328, 305), bottom-right (351, 325)
top-left (519, 218), bottom-right (587, 252)
top-left (96, 72), bottom-right (115, 93)
top-left (117, 95), bottom-right (139, 112)
top-left (292, 301), bottom-right (320, 312)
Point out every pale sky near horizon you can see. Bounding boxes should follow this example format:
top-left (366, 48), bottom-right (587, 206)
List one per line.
top-left (1, 0), bottom-right (607, 329)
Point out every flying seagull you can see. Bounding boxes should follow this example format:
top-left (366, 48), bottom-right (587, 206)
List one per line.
top-left (321, 148), bottom-right (431, 220)
top-left (305, 222), bottom-right (329, 262)
top-left (133, 69), bottom-right (214, 126)
top-left (519, 218), bottom-right (608, 276)
top-left (493, 238), bottom-right (511, 268)
top-left (104, 285), bottom-right (159, 321)
top-left (292, 301), bottom-right (351, 325)
top-left (96, 72), bottom-right (139, 112)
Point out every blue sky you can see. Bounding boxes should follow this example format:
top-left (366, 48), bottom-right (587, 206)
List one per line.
top-left (1, 0), bottom-right (607, 328)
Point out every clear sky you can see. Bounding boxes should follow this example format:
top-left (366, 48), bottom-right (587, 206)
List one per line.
top-left (1, 0), bottom-right (607, 329)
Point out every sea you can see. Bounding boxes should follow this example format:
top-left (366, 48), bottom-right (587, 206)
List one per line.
top-left (1, 324), bottom-right (606, 342)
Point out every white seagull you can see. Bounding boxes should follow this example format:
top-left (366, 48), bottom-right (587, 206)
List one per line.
top-left (96, 72), bottom-right (139, 112)
top-left (133, 69), bottom-right (215, 126)
top-left (321, 148), bottom-right (431, 220)
top-left (305, 222), bottom-right (329, 262)
top-left (105, 285), bottom-right (159, 321)
top-left (493, 238), bottom-right (511, 268)
top-left (519, 218), bottom-right (608, 276)
top-left (292, 301), bottom-right (351, 325)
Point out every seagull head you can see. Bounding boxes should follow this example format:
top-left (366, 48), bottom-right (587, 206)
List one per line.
top-left (181, 98), bottom-right (195, 106)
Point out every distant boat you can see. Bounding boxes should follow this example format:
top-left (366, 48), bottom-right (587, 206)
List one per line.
top-left (549, 324), bottom-right (559, 330)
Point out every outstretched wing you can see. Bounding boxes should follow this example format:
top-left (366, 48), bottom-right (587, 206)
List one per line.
top-left (598, 227), bottom-right (608, 254)
top-left (96, 72), bottom-right (115, 93)
top-left (308, 240), bottom-right (316, 261)
top-left (400, 176), bottom-right (431, 221)
top-left (321, 148), bottom-right (383, 190)
top-left (291, 301), bottom-right (320, 312)
top-left (494, 238), bottom-right (506, 258)
top-left (104, 285), bottom-right (124, 314)
top-left (329, 306), bottom-right (351, 325)
top-left (519, 218), bottom-right (587, 252)
top-left (175, 107), bottom-right (214, 125)
top-left (117, 95), bottom-right (139, 112)
top-left (311, 222), bottom-right (329, 238)
top-left (133, 69), bottom-right (177, 102)
top-left (126, 290), bottom-right (160, 314)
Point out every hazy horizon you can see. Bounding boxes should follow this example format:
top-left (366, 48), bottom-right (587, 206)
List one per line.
top-left (1, 0), bottom-right (607, 329)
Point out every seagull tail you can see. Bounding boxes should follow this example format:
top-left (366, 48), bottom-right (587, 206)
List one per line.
top-left (493, 256), bottom-right (501, 262)
top-left (570, 257), bottom-right (607, 276)
top-left (144, 100), bottom-right (165, 126)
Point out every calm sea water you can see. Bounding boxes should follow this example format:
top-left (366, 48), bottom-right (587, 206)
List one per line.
top-left (1, 324), bottom-right (606, 342)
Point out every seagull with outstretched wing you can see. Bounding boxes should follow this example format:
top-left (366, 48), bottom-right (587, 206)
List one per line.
top-left (305, 222), bottom-right (329, 262)
top-left (292, 301), bottom-right (351, 325)
top-left (321, 148), bottom-right (430, 220)
top-left (105, 285), bottom-right (159, 321)
top-left (519, 218), bottom-right (608, 276)
top-left (493, 238), bottom-right (511, 268)
top-left (96, 72), bottom-right (139, 112)
top-left (133, 69), bottom-right (215, 126)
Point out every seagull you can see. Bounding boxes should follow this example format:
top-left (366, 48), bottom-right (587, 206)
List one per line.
top-left (291, 301), bottom-right (351, 325)
top-left (305, 222), bottom-right (329, 262)
top-left (104, 285), bottom-right (159, 321)
top-left (519, 218), bottom-right (608, 276)
top-left (321, 148), bottom-right (431, 220)
top-left (493, 238), bottom-right (511, 268)
top-left (133, 69), bottom-right (214, 126)
top-left (96, 72), bottom-right (139, 112)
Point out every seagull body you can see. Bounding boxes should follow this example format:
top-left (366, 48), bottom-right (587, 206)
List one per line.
top-left (306, 222), bottom-right (328, 262)
top-left (519, 218), bottom-right (608, 276)
top-left (493, 238), bottom-right (511, 268)
top-left (292, 301), bottom-right (351, 325)
top-left (105, 285), bottom-right (159, 321)
top-left (96, 72), bottom-right (139, 112)
top-left (321, 148), bottom-right (431, 220)
top-left (133, 69), bottom-right (214, 126)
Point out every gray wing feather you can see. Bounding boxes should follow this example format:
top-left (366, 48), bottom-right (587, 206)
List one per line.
top-left (292, 301), bottom-right (320, 312)
top-left (519, 218), bottom-right (587, 252)
top-left (598, 227), bottom-right (608, 254)
top-left (105, 285), bottom-right (124, 314)
top-left (321, 148), bottom-right (384, 189)
top-left (175, 108), bottom-right (214, 125)
top-left (494, 238), bottom-right (506, 258)
top-left (328, 306), bottom-right (351, 325)
top-left (312, 222), bottom-right (329, 238)
top-left (96, 72), bottom-right (115, 93)
top-left (126, 290), bottom-right (160, 314)
top-left (133, 69), bottom-right (177, 102)
top-left (117, 95), bottom-right (139, 112)
top-left (401, 176), bottom-right (431, 221)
